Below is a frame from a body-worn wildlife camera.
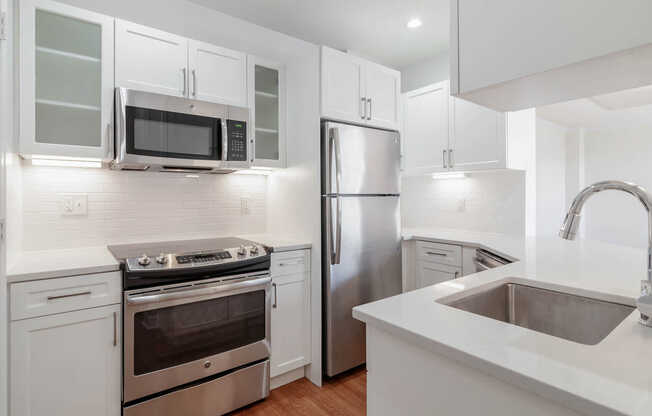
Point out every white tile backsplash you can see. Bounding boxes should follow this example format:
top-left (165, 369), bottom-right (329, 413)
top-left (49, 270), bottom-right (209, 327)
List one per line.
top-left (20, 164), bottom-right (268, 250)
top-left (401, 170), bottom-right (526, 236)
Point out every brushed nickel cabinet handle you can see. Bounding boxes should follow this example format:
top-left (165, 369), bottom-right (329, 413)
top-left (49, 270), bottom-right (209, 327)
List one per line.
top-left (272, 283), bottom-right (278, 308)
top-left (181, 68), bottom-right (187, 96)
top-left (192, 69), bottom-right (197, 96)
top-left (443, 149), bottom-right (448, 169)
top-left (360, 97), bottom-right (366, 119)
top-left (113, 312), bottom-right (118, 347)
top-left (426, 251), bottom-right (446, 257)
top-left (366, 98), bottom-right (372, 120)
top-left (47, 291), bottom-right (91, 301)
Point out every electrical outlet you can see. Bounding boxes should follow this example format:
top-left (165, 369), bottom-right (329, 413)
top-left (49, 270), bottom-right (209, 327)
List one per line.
top-left (240, 198), bottom-right (251, 216)
top-left (61, 194), bottom-right (88, 216)
top-left (456, 198), bottom-right (466, 212)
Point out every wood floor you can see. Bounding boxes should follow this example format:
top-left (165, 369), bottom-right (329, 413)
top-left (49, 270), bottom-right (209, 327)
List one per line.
top-left (228, 367), bottom-right (366, 416)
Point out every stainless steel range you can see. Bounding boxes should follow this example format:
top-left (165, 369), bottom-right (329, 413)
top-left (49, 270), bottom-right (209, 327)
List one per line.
top-left (108, 237), bottom-right (271, 416)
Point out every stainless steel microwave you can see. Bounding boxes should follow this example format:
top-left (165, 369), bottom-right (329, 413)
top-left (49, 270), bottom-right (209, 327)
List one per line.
top-left (112, 88), bottom-right (251, 173)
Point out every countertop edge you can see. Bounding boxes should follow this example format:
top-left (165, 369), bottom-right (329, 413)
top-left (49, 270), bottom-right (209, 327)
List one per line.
top-left (7, 264), bottom-right (121, 284)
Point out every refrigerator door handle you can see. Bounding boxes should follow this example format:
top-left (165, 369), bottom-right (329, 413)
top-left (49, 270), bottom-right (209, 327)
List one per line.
top-left (333, 196), bottom-right (342, 265)
top-left (329, 127), bottom-right (342, 194)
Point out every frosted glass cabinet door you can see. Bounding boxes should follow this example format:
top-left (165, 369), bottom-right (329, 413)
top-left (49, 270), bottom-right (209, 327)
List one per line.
top-left (20, 0), bottom-right (114, 159)
top-left (248, 56), bottom-right (286, 168)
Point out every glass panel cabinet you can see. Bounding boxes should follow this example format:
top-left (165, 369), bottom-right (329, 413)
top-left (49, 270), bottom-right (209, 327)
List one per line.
top-left (20, 0), bottom-right (114, 160)
top-left (248, 56), bottom-right (286, 168)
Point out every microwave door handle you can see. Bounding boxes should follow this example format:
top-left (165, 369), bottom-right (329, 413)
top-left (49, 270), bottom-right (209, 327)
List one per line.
top-left (222, 120), bottom-right (228, 162)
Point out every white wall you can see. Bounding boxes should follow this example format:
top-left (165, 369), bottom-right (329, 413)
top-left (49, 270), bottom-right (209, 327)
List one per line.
top-left (535, 117), bottom-right (567, 236)
top-left (400, 50), bottom-right (450, 92)
top-left (401, 170), bottom-right (526, 236)
top-left (9, 0), bottom-right (323, 384)
top-left (581, 126), bottom-right (652, 249)
top-left (507, 109), bottom-right (536, 236)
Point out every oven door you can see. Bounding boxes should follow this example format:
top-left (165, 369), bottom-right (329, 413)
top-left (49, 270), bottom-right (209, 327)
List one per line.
top-left (123, 272), bottom-right (271, 403)
top-left (115, 87), bottom-right (228, 169)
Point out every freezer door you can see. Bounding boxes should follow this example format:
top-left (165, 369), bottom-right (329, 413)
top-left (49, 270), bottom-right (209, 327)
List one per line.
top-left (322, 195), bottom-right (402, 376)
top-left (322, 121), bottom-right (400, 195)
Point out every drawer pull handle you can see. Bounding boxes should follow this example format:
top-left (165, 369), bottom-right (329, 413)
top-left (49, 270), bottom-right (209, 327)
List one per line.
top-left (278, 260), bottom-right (304, 266)
top-left (425, 252), bottom-right (446, 257)
top-left (47, 291), bottom-right (92, 301)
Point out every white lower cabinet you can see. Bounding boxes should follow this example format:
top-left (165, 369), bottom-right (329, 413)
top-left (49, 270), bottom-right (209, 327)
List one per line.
top-left (270, 250), bottom-right (311, 380)
top-left (11, 303), bottom-right (121, 416)
top-left (416, 262), bottom-right (461, 288)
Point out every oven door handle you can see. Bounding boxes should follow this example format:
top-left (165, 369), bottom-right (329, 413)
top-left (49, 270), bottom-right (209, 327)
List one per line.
top-left (126, 275), bottom-right (271, 305)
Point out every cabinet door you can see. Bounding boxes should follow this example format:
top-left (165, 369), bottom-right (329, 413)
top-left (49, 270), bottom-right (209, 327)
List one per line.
top-left (403, 82), bottom-right (450, 174)
top-left (11, 304), bottom-right (121, 416)
top-left (270, 273), bottom-right (309, 378)
top-left (115, 19), bottom-right (187, 97)
top-left (248, 56), bottom-right (286, 168)
top-left (449, 97), bottom-right (506, 171)
top-left (19, 0), bottom-right (114, 159)
top-left (321, 47), bottom-right (365, 124)
top-left (416, 262), bottom-right (460, 289)
top-left (188, 40), bottom-right (247, 106)
top-left (364, 62), bottom-right (400, 130)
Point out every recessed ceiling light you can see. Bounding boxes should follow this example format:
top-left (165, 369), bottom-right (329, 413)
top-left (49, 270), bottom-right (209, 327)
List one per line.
top-left (407, 18), bottom-right (422, 29)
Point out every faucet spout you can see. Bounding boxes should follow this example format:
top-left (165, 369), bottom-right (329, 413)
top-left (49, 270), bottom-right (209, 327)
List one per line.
top-left (559, 180), bottom-right (652, 326)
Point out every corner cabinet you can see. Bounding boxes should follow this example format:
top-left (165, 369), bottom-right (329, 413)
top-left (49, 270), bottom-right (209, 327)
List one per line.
top-left (115, 19), bottom-right (248, 107)
top-left (248, 56), bottom-right (286, 168)
top-left (402, 80), bottom-right (506, 175)
top-left (321, 46), bottom-right (400, 130)
top-left (19, 0), bottom-right (114, 160)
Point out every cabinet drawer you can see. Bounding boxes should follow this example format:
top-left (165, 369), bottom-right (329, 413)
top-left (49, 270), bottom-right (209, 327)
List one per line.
top-left (416, 241), bottom-right (462, 267)
top-left (271, 250), bottom-right (310, 277)
top-left (11, 271), bottom-right (121, 321)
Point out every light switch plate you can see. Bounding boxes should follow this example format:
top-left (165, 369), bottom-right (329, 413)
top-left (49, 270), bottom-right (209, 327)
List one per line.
top-left (61, 194), bottom-right (88, 216)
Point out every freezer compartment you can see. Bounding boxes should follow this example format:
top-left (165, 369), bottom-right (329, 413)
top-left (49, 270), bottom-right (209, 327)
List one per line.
top-left (322, 195), bottom-right (402, 376)
top-left (321, 121), bottom-right (400, 195)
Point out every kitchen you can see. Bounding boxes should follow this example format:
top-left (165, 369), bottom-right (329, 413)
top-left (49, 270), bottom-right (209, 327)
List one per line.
top-left (1, 1), bottom-right (652, 416)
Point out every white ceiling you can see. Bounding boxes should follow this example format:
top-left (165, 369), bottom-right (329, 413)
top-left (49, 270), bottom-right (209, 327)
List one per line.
top-left (537, 85), bottom-right (652, 130)
top-left (188, 0), bottom-right (449, 69)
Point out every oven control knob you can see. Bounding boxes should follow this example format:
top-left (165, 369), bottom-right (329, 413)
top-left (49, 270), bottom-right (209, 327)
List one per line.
top-left (237, 245), bottom-right (247, 256)
top-left (137, 254), bottom-right (151, 266)
top-left (156, 254), bottom-right (168, 264)
top-left (250, 245), bottom-right (259, 255)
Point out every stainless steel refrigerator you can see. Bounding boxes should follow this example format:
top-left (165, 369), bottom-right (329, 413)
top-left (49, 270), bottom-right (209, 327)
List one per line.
top-left (321, 120), bottom-right (402, 377)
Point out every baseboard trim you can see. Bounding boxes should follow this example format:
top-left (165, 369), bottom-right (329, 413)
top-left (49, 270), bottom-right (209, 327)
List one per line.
top-left (271, 367), bottom-right (305, 390)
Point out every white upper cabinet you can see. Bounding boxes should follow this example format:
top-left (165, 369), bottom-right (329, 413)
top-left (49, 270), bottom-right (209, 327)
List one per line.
top-left (321, 46), bottom-right (400, 130)
top-left (321, 47), bottom-right (365, 124)
top-left (115, 20), bottom-right (187, 97)
top-left (188, 40), bottom-right (247, 107)
top-left (403, 82), bottom-right (449, 174)
top-left (19, 0), bottom-right (114, 160)
top-left (248, 56), bottom-right (286, 168)
top-left (365, 62), bottom-right (401, 130)
top-left (449, 97), bottom-right (506, 171)
top-left (451, 0), bottom-right (652, 111)
top-left (115, 20), bottom-right (247, 107)
top-left (402, 80), bottom-right (506, 174)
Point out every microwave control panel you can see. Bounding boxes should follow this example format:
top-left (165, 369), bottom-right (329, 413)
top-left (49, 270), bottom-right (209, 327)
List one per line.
top-left (226, 120), bottom-right (248, 161)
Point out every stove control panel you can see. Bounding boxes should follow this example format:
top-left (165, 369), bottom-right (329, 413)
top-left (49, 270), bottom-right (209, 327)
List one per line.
top-left (125, 244), bottom-right (268, 272)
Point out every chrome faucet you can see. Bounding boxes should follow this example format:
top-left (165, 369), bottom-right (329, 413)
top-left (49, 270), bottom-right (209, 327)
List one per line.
top-left (559, 180), bottom-right (652, 327)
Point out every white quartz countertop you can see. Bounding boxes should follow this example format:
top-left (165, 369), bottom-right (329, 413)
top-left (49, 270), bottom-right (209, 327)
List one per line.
top-left (354, 227), bottom-right (652, 416)
top-left (7, 246), bottom-right (120, 283)
top-left (7, 235), bottom-right (311, 283)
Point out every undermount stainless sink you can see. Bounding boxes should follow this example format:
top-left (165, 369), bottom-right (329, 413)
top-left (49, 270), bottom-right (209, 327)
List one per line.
top-left (440, 283), bottom-right (635, 345)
